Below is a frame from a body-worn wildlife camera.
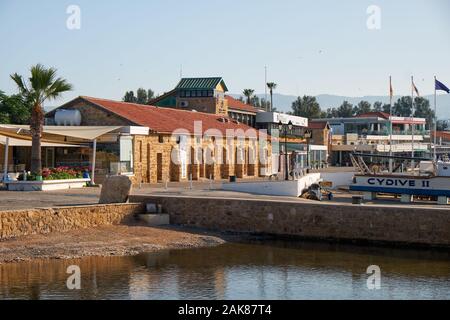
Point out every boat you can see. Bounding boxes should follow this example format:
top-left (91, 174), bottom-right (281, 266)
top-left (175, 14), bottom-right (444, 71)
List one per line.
top-left (349, 153), bottom-right (450, 204)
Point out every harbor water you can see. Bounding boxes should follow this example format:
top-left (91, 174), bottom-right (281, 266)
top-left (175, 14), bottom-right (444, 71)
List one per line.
top-left (0, 241), bottom-right (449, 300)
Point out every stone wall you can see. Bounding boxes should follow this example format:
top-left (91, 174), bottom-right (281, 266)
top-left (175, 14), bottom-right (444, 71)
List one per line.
top-left (48, 100), bottom-right (134, 126)
top-left (0, 203), bottom-right (144, 240)
top-left (132, 134), bottom-right (269, 184)
top-left (130, 195), bottom-right (450, 247)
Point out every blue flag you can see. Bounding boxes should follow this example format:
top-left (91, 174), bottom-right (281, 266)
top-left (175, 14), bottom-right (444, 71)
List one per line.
top-left (436, 79), bottom-right (450, 93)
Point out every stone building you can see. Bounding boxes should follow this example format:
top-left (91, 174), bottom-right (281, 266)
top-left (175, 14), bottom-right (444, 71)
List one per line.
top-left (46, 96), bottom-right (272, 185)
top-left (150, 77), bottom-right (262, 125)
top-left (150, 77), bottom-right (229, 115)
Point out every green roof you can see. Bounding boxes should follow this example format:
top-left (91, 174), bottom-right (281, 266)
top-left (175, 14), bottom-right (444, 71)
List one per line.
top-left (175, 77), bottom-right (228, 91)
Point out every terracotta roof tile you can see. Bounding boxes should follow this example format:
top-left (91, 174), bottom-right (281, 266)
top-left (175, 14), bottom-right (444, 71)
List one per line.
top-left (80, 96), bottom-right (258, 136)
top-left (225, 95), bottom-right (260, 114)
top-left (356, 112), bottom-right (390, 119)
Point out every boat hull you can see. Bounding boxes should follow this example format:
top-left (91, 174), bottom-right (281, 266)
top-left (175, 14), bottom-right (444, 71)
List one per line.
top-left (350, 175), bottom-right (450, 197)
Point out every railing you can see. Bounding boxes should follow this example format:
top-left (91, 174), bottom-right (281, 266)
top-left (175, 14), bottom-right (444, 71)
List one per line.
top-left (345, 130), bottom-right (430, 136)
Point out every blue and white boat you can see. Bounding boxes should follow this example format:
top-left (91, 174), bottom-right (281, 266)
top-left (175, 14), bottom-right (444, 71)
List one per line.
top-left (349, 154), bottom-right (450, 204)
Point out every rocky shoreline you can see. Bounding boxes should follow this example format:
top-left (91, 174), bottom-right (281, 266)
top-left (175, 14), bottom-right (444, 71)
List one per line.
top-left (0, 224), bottom-right (227, 264)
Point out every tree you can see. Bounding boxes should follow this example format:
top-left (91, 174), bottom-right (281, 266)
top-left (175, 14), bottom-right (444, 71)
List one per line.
top-left (136, 88), bottom-right (148, 104)
top-left (437, 120), bottom-right (449, 131)
top-left (147, 89), bottom-right (155, 101)
top-left (260, 98), bottom-right (272, 111)
top-left (353, 100), bottom-right (372, 115)
top-left (266, 82), bottom-right (277, 112)
top-left (393, 96), bottom-right (413, 117)
top-left (123, 91), bottom-right (137, 103)
top-left (0, 91), bottom-right (31, 124)
top-left (10, 64), bottom-right (72, 178)
top-left (250, 95), bottom-right (261, 108)
top-left (325, 107), bottom-right (339, 118)
top-left (337, 101), bottom-right (354, 117)
top-left (243, 89), bottom-right (255, 105)
top-left (291, 96), bottom-right (322, 119)
top-left (123, 88), bottom-right (156, 104)
top-left (373, 101), bottom-right (383, 112)
top-left (414, 97), bottom-right (435, 129)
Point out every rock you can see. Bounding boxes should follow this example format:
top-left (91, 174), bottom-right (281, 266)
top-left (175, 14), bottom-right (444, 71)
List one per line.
top-left (99, 176), bottom-right (132, 204)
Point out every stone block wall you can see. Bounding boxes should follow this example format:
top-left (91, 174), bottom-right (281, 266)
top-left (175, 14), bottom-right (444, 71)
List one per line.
top-left (132, 134), bottom-right (271, 184)
top-left (130, 195), bottom-right (450, 247)
top-left (0, 203), bottom-right (144, 240)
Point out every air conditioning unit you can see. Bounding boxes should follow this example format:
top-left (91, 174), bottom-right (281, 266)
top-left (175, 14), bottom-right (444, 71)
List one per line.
top-left (180, 101), bottom-right (189, 108)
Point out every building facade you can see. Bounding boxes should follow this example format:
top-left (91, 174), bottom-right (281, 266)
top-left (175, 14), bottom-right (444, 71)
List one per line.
top-left (150, 77), bottom-right (264, 127)
top-left (312, 112), bottom-right (430, 166)
top-left (46, 96), bottom-right (272, 185)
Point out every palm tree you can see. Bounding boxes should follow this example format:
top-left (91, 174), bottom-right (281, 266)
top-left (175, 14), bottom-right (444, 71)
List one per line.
top-left (242, 89), bottom-right (255, 105)
top-left (10, 64), bottom-right (73, 179)
top-left (266, 82), bottom-right (277, 112)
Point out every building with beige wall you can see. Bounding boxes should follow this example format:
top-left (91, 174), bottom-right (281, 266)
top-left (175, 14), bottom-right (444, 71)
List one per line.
top-left (46, 96), bottom-right (272, 185)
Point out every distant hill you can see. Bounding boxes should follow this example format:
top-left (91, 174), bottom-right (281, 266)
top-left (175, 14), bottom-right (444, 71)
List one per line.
top-left (230, 93), bottom-right (450, 119)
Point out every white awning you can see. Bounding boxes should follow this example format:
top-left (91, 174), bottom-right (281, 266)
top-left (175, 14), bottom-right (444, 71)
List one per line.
top-left (0, 135), bottom-right (81, 147)
top-left (0, 125), bottom-right (123, 140)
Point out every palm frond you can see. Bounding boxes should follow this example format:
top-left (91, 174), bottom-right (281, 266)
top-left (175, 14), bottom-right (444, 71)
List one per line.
top-left (44, 78), bottom-right (73, 101)
top-left (10, 73), bottom-right (30, 95)
top-left (30, 64), bottom-right (58, 94)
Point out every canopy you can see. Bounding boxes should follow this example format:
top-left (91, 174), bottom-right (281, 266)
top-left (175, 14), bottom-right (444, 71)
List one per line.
top-left (0, 125), bottom-right (123, 141)
top-left (0, 135), bottom-right (81, 147)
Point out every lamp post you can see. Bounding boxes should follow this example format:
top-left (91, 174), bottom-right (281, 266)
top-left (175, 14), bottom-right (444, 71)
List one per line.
top-left (279, 120), bottom-right (293, 181)
top-left (304, 130), bottom-right (312, 169)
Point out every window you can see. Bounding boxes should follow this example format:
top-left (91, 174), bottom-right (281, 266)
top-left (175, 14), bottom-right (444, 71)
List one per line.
top-left (119, 136), bottom-right (134, 172)
top-left (202, 90), bottom-right (208, 97)
top-left (180, 91), bottom-right (186, 98)
top-left (158, 135), bottom-right (164, 143)
top-left (186, 91), bottom-right (191, 97)
top-left (208, 90), bottom-right (214, 97)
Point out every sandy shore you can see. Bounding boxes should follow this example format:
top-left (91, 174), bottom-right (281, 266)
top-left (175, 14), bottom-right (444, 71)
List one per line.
top-left (0, 224), bottom-right (227, 264)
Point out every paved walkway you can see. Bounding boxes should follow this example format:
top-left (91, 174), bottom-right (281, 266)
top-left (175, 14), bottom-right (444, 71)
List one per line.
top-left (1, 179), bottom-right (449, 211)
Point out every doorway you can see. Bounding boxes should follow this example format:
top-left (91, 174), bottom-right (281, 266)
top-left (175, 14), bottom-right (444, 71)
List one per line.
top-left (157, 153), bottom-right (163, 182)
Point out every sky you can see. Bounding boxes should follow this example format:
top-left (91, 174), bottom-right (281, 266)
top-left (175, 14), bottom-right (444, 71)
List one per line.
top-left (1, 0), bottom-right (449, 106)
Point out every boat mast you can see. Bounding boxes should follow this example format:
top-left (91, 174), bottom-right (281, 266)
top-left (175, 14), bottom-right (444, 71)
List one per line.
top-left (411, 76), bottom-right (415, 171)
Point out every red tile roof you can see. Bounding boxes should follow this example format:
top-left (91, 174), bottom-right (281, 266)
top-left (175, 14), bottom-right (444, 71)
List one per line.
top-left (80, 96), bottom-right (258, 136)
top-left (433, 131), bottom-right (450, 141)
top-left (225, 95), bottom-right (259, 114)
top-left (356, 112), bottom-right (390, 119)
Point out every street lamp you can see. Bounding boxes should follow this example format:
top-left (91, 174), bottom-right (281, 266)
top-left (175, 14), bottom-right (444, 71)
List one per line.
top-left (279, 120), bottom-right (293, 181)
top-left (304, 129), bottom-right (312, 169)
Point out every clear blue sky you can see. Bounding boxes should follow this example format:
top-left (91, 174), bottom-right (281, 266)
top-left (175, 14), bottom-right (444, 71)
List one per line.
top-left (1, 0), bottom-right (449, 105)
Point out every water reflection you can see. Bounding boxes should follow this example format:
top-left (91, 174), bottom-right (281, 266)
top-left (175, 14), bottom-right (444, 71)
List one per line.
top-left (0, 241), bottom-right (449, 300)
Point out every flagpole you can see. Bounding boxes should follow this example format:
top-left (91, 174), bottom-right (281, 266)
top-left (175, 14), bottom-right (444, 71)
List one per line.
top-left (389, 76), bottom-right (393, 173)
top-left (411, 76), bottom-right (415, 171)
top-left (434, 76), bottom-right (438, 162)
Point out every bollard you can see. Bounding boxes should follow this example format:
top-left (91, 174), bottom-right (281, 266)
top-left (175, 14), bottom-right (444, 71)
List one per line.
top-left (189, 174), bottom-right (193, 190)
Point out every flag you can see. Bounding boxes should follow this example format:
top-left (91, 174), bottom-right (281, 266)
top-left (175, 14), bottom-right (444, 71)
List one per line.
top-left (436, 79), bottom-right (450, 93)
top-left (412, 80), bottom-right (420, 97)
